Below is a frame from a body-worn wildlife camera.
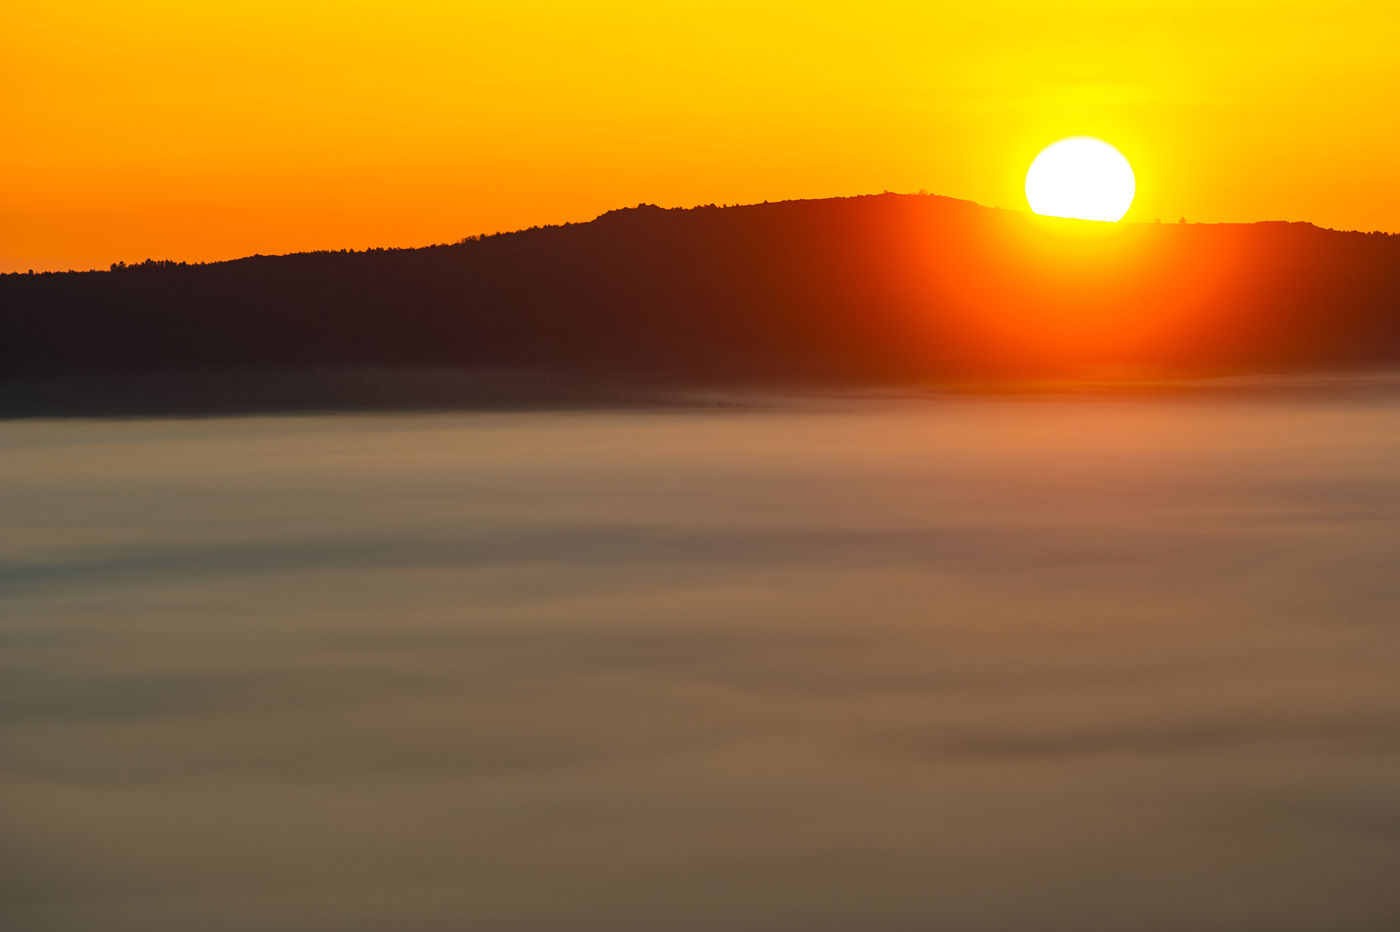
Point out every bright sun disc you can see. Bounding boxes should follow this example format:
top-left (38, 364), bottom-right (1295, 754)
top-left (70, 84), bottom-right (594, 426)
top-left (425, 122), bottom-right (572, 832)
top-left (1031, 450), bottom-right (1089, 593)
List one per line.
top-left (1025, 137), bottom-right (1135, 222)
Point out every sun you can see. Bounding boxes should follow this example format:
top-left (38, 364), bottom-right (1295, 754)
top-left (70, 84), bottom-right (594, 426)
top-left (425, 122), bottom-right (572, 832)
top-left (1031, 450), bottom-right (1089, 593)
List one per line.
top-left (1025, 137), bottom-right (1136, 222)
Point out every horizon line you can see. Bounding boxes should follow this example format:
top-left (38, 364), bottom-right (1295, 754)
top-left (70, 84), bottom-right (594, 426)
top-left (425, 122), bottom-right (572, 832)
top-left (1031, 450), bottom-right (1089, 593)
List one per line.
top-left (6, 191), bottom-right (1396, 277)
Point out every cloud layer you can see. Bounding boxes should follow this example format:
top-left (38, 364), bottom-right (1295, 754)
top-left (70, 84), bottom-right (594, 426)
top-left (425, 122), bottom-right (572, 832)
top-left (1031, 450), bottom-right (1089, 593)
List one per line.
top-left (4, 397), bottom-right (1400, 930)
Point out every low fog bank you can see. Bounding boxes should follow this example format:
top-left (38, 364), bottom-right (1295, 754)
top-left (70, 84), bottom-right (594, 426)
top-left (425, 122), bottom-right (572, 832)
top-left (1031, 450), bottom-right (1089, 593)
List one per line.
top-left (3, 398), bottom-right (1400, 930)
top-left (5, 366), bottom-right (1400, 419)
top-left (0, 368), bottom-right (715, 419)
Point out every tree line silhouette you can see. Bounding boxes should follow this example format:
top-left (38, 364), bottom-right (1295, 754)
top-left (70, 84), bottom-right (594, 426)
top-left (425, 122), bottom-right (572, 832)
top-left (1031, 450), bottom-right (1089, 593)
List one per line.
top-left (3, 194), bottom-right (1399, 401)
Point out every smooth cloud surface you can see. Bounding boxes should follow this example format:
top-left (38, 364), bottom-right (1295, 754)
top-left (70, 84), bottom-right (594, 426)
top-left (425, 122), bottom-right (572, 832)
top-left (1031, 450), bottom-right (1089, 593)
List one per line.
top-left (4, 396), bottom-right (1400, 930)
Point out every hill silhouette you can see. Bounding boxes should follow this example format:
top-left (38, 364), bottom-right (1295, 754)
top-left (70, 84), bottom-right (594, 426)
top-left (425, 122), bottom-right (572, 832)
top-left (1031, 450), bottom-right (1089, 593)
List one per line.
top-left (3, 193), bottom-right (1399, 412)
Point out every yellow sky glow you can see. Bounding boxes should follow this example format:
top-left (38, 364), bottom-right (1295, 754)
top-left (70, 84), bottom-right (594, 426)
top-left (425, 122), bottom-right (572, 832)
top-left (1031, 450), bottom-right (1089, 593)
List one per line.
top-left (5, 0), bottom-right (1399, 271)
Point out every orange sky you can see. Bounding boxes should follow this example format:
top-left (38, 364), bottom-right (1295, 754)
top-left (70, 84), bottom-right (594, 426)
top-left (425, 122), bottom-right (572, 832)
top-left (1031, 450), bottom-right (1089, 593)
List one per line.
top-left (6, 1), bottom-right (1399, 273)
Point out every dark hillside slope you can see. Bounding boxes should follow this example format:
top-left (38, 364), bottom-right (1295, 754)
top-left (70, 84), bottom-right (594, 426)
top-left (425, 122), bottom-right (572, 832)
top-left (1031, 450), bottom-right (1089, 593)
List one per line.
top-left (3, 194), bottom-right (1399, 390)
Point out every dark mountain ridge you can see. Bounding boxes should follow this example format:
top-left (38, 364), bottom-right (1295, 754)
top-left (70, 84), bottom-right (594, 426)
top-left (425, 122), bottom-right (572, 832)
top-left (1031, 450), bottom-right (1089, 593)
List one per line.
top-left (3, 193), bottom-right (1399, 411)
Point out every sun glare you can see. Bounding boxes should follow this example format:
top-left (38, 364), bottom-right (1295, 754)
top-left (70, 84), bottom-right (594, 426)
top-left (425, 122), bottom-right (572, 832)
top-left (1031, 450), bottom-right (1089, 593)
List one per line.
top-left (1025, 138), bottom-right (1136, 222)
